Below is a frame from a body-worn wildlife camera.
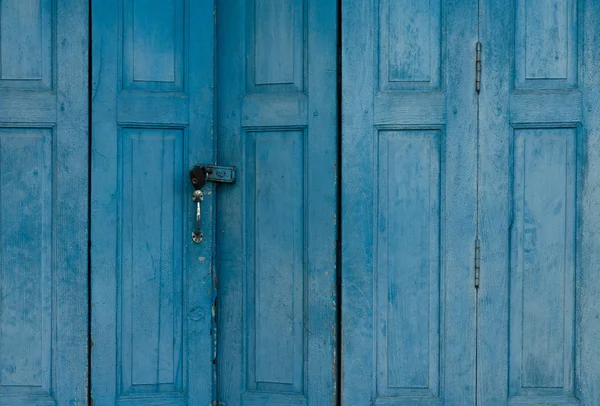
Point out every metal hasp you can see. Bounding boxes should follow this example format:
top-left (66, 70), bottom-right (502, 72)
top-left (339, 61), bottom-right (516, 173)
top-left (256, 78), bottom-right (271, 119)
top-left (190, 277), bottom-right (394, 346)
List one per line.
top-left (190, 164), bottom-right (236, 190)
top-left (189, 164), bottom-right (236, 243)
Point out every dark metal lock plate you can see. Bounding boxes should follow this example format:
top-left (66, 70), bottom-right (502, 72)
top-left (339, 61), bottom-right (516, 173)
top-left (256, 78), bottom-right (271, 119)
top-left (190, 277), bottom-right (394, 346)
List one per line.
top-left (189, 164), bottom-right (236, 191)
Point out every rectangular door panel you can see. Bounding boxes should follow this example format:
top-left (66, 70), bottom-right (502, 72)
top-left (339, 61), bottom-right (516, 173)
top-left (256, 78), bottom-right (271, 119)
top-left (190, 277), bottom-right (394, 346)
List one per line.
top-left (0, 130), bottom-right (52, 395)
top-left (479, 0), bottom-right (600, 403)
top-left (376, 130), bottom-right (441, 398)
top-left (91, 1), bottom-right (216, 404)
top-left (216, 0), bottom-right (338, 404)
top-left (0, 1), bottom-right (88, 404)
top-left (342, 1), bottom-right (479, 404)
top-left (510, 129), bottom-right (576, 398)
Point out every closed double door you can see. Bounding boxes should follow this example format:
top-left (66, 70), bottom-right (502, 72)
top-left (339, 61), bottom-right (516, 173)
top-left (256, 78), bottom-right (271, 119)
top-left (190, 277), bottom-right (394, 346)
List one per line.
top-left (1, 0), bottom-right (600, 405)
top-left (343, 0), bottom-right (600, 405)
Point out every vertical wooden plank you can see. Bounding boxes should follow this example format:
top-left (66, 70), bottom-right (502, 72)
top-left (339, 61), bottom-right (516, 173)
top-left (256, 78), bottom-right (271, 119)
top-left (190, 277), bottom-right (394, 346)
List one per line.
top-left (341, 0), bottom-right (375, 401)
top-left (477, 0), bottom-right (514, 402)
top-left (437, 1), bottom-right (478, 404)
top-left (214, 0), bottom-right (245, 403)
top-left (186, 1), bottom-right (216, 404)
top-left (91, 0), bottom-right (120, 402)
top-left (477, 0), bottom-right (511, 397)
top-left (55, 0), bottom-right (89, 404)
top-left (305, 0), bottom-right (338, 402)
top-left (579, 0), bottom-right (600, 402)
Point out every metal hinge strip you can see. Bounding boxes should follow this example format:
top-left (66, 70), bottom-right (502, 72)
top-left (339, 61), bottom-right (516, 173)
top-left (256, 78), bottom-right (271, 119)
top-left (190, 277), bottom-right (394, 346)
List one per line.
top-left (476, 41), bottom-right (482, 93)
top-left (474, 237), bottom-right (481, 288)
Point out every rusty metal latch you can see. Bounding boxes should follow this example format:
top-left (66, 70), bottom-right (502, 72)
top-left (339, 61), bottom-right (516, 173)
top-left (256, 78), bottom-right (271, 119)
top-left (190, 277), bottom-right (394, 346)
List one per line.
top-left (189, 164), bottom-right (236, 243)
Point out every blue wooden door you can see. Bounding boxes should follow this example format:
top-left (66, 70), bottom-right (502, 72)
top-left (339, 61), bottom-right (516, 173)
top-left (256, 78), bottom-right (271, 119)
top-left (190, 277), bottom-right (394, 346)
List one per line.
top-left (0, 1), bottom-right (89, 405)
top-left (91, 0), bottom-right (216, 404)
top-left (215, 0), bottom-right (338, 404)
top-left (343, 0), bottom-right (600, 405)
top-left (342, 0), bottom-right (478, 404)
top-left (478, 0), bottom-right (600, 403)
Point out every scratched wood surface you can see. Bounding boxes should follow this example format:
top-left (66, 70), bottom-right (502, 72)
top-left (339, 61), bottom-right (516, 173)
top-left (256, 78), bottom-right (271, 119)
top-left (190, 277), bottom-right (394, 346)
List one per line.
top-left (0, 0), bottom-right (89, 405)
top-left (478, 0), bottom-right (600, 404)
top-left (341, 0), bottom-right (478, 404)
top-left (91, 0), bottom-right (216, 404)
top-left (215, 0), bottom-right (338, 404)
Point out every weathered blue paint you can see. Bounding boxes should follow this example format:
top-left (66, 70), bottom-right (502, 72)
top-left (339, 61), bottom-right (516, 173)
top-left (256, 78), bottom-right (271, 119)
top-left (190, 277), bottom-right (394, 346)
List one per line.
top-left (478, 0), bottom-right (600, 403)
top-left (91, 0), bottom-right (216, 404)
top-left (342, 0), bottom-right (478, 404)
top-left (0, 0), bottom-right (89, 405)
top-left (215, 0), bottom-right (338, 404)
top-left (5, 2), bottom-right (600, 405)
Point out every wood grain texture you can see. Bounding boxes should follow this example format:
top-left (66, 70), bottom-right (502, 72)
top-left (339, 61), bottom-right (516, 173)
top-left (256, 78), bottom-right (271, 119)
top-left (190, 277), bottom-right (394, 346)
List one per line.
top-left (376, 131), bottom-right (441, 396)
top-left (0, 0), bottom-right (88, 404)
top-left (0, 130), bottom-right (52, 391)
top-left (0, 0), bottom-right (53, 89)
top-left (246, 0), bottom-right (304, 93)
top-left (478, 0), bottom-right (600, 404)
top-left (216, 0), bottom-right (338, 404)
top-left (378, 0), bottom-right (441, 90)
top-left (515, 0), bottom-right (577, 88)
top-left (55, 0), bottom-right (90, 404)
top-left (91, 0), bottom-right (216, 404)
top-left (578, 0), bottom-right (600, 403)
top-left (510, 130), bottom-right (576, 395)
top-left (342, 0), bottom-right (478, 404)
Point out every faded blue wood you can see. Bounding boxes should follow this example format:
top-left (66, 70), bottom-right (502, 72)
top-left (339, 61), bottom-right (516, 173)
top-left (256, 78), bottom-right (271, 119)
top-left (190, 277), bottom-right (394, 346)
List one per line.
top-left (215, 0), bottom-right (338, 404)
top-left (0, 0), bottom-right (53, 89)
top-left (478, 0), bottom-right (600, 404)
top-left (342, 0), bottom-right (478, 404)
top-left (376, 131), bottom-right (441, 394)
top-left (0, 0), bottom-right (88, 404)
top-left (514, 0), bottom-right (577, 88)
top-left (91, 0), bottom-right (216, 404)
top-left (579, 0), bottom-right (600, 402)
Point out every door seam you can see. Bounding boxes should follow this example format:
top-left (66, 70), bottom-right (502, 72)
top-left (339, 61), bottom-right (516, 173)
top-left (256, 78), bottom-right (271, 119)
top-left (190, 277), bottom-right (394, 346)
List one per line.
top-left (87, 0), bottom-right (93, 403)
top-left (475, 1), bottom-right (482, 405)
top-left (335, 0), bottom-right (342, 403)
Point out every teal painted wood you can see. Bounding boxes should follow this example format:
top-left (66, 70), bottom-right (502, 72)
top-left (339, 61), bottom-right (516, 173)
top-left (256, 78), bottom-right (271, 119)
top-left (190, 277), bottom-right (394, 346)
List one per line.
top-left (341, 0), bottom-right (478, 404)
top-left (0, 0), bottom-right (89, 405)
top-left (478, 0), bottom-right (600, 404)
top-left (215, 0), bottom-right (338, 404)
top-left (91, 0), bottom-right (216, 404)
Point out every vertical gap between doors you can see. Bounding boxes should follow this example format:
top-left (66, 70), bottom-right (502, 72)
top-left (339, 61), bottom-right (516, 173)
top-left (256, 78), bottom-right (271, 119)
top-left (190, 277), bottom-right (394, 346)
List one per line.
top-left (335, 0), bottom-right (342, 403)
top-left (212, 1), bottom-right (219, 404)
top-left (474, 0), bottom-right (482, 405)
top-left (87, 0), bottom-right (93, 403)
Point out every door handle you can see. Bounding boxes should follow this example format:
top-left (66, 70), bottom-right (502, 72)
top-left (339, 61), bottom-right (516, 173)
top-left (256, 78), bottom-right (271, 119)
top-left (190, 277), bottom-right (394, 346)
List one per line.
top-left (189, 164), bottom-right (236, 244)
top-left (191, 189), bottom-right (204, 243)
